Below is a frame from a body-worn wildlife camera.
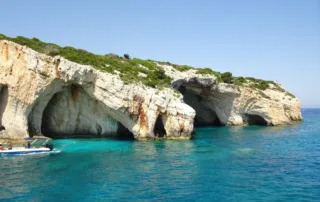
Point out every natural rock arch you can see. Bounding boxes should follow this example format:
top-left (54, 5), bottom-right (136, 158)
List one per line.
top-left (172, 78), bottom-right (277, 127)
top-left (27, 84), bottom-right (135, 138)
top-left (245, 114), bottom-right (268, 125)
top-left (180, 86), bottom-right (222, 126)
top-left (173, 79), bottom-right (233, 127)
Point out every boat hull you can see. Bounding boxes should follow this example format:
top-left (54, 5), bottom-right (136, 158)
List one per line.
top-left (0, 148), bottom-right (51, 155)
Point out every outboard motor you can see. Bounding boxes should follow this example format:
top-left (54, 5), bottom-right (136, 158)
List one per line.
top-left (45, 143), bottom-right (54, 151)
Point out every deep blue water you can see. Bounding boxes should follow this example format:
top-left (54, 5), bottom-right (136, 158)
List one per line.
top-left (1, 109), bottom-right (319, 202)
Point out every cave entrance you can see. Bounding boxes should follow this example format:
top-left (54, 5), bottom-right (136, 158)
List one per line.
top-left (245, 114), bottom-right (268, 125)
top-left (194, 112), bottom-right (221, 127)
top-left (0, 85), bottom-right (8, 129)
top-left (39, 85), bottom-right (134, 139)
top-left (154, 115), bottom-right (166, 138)
top-left (116, 123), bottom-right (135, 140)
top-left (178, 85), bottom-right (222, 127)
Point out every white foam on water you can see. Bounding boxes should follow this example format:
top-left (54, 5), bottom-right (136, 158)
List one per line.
top-left (237, 148), bottom-right (253, 153)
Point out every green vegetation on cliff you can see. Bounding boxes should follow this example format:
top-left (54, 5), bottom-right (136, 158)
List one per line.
top-left (195, 68), bottom-right (222, 82)
top-left (194, 68), bottom-right (286, 92)
top-left (0, 33), bottom-right (292, 95)
top-left (0, 34), bottom-right (172, 88)
top-left (155, 61), bottom-right (195, 72)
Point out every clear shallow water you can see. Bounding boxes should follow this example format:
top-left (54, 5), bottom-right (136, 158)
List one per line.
top-left (1, 109), bottom-right (319, 202)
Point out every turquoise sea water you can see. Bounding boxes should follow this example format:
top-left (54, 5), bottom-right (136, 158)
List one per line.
top-left (1, 109), bottom-right (319, 202)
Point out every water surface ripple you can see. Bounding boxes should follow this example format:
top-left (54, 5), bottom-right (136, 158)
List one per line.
top-left (1, 109), bottom-right (319, 201)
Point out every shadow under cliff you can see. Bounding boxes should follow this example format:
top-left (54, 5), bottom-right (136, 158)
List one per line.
top-left (173, 78), bottom-right (234, 127)
top-left (0, 85), bottom-right (8, 128)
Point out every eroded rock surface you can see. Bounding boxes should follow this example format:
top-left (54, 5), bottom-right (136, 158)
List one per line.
top-left (0, 41), bottom-right (195, 139)
top-left (0, 40), bottom-right (303, 140)
top-left (172, 77), bottom-right (302, 126)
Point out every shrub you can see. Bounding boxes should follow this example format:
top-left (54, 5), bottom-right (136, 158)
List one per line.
top-left (260, 81), bottom-right (269, 90)
top-left (152, 69), bottom-right (166, 80)
top-left (250, 81), bottom-right (269, 90)
top-left (32, 37), bottom-right (40, 42)
top-left (233, 77), bottom-right (246, 85)
top-left (196, 68), bottom-right (214, 75)
top-left (48, 50), bottom-right (60, 57)
top-left (124, 54), bottom-right (130, 59)
top-left (106, 53), bottom-right (120, 58)
top-left (221, 72), bottom-right (233, 84)
top-left (131, 58), bottom-right (158, 70)
top-left (174, 65), bottom-right (193, 72)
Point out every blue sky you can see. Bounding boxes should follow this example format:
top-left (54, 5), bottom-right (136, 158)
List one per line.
top-left (1, 0), bottom-right (319, 107)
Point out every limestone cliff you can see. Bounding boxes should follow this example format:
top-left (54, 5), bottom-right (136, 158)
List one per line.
top-left (0, 40), bottom-right (195, 140)
top-left (0, 39), bottom-right (302, 140)
top-left (163, 64), bottom-right (302, 126)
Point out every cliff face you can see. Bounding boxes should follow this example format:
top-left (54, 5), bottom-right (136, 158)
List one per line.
top-left (163, 63), bottom-right (303, 126)
top-left (0, 41), bottom-right (195, 139)
top-left (0, 40), bottom-right (303, 140)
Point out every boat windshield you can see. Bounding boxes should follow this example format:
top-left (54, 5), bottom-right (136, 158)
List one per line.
top-left (24, 138), bottom-right (50, 147)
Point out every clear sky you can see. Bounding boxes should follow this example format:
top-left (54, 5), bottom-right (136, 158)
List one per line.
top-left (1, 0), bottom-right (320, 107)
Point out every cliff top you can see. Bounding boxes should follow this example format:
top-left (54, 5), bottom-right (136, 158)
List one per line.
top-left (0, 33), bottom-right (293, 97)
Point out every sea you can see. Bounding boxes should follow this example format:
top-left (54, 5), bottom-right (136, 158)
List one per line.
top-left (0, 108), bottom-right (319, 202)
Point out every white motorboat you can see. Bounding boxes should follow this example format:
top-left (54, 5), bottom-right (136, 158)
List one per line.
top-left (0, 138), bottom-right (53, 155)
top-left (0, 147), bottom-right (51, 154)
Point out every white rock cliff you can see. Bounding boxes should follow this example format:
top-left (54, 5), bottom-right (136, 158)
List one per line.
top-left (0, 40), bottom-right (303, 140)
top-left (0, 41), bottom-right (195, 139)
top-left (161, 62), bottom-right (302, 126)
top-left (172, 77), bottom-right (302, 126)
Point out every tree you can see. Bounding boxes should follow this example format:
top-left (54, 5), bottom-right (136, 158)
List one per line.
top-left (124, 53), bottom-right (130, 59)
